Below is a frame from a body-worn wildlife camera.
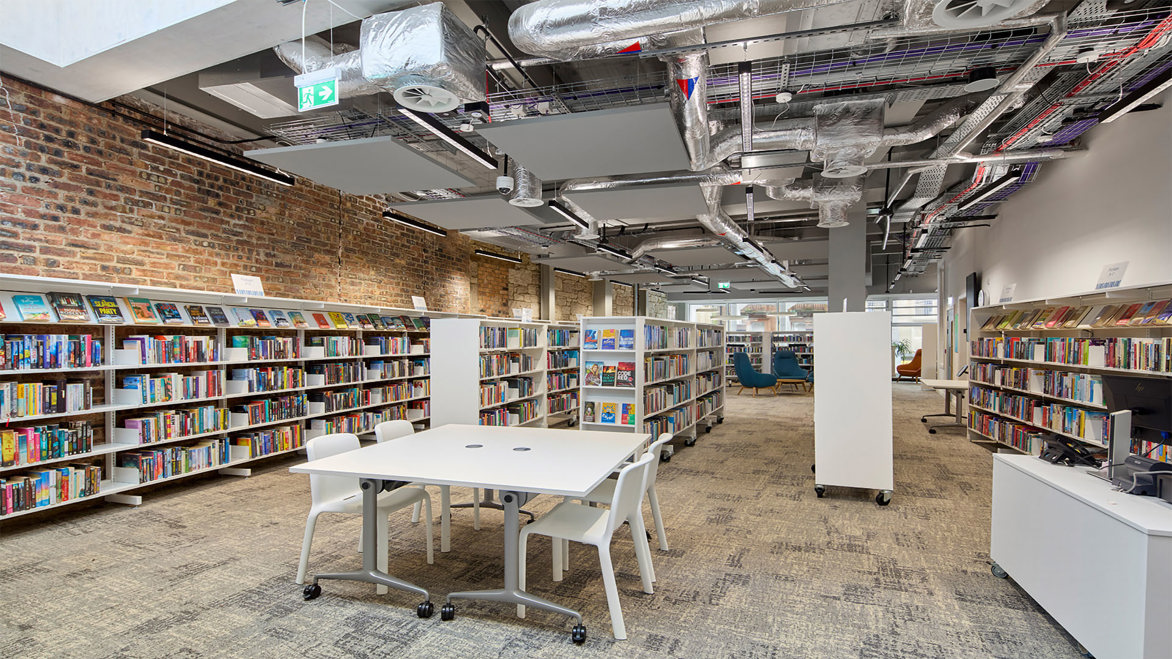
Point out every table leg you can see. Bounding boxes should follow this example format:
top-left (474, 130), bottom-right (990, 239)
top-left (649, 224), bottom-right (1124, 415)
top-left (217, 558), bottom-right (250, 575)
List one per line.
top-left (304, 478), bottom-right (432, 615)
top-left (445, 490), bottom-right (582, 625)
top-left (450, 489), bottom-right (536, 523)
top-left (923, 389), bottom-right (967, 433)
top-left (440, 485), bottom-right (451, 553)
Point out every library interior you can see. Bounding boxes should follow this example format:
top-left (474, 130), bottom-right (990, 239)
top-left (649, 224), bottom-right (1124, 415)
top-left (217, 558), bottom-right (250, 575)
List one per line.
top-left (2, 0), bottom-right (1171, 656)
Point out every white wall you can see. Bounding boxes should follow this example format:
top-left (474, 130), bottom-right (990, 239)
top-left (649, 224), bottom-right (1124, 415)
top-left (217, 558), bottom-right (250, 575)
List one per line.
top-left (943, 92), bottom-right (1172, 305)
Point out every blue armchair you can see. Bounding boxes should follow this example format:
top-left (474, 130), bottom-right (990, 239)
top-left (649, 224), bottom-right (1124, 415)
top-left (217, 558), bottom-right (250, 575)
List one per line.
top-left (772, 350), bottom-right (812, 392)
top-left (732, 352), bottom-right (777, 396)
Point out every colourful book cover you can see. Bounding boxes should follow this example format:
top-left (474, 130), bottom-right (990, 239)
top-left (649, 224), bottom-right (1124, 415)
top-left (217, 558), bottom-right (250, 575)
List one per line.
top-left (994, 311), bottom-right (1018, 331)
top-left (0, 298), bottom-right (5, 321)
top-left (287, 311), bottom-right (309, 328)
top-left (355, 314), bottom-right (374, 330)
top-left (126, 297), bottom-right (160, 324)
top-left (183, 305), bottom-right (210, 325)
top-left (268, 309), bottom-right (291, 328)
top-left (1030, 307), bottom-right (1055, 329)
top-left (1138, 299), bottom-right (1170, 325)
top-left (583, 329), bottom-right (599, 349)
top-left (154, 302), bottom-right (184, 325)
top-left (582, 401), bottom-right (595, 423)
top-left (621, 403), bottom-right (636, 426)
top-left (86, 295), bottom-right (124, 323)
top-left (1089, 305), bottom-right (1120, 328)
top-left (615, 362), bottom-right (635, 387)
top-left (1043, 306), bottom-right (1070, 329)
top-left (601, 329), bottom-right (616, 350)
top-left (249, 309), bottom-right (272, 327)
top-left (47, 292), bottom-right (89, 322)
top-left (1062, 306), bottom-right (1092, 329)
top-left (1128, 302), bottom-right (1158, 326)
top-left (1154, 301), bottom-right (1172, 325)
top-left (341, 312), bottom-right (359, 328)
top-left (618, 329), bottom-right (635, 349)
top-left (980, 314), bottom-right (1001, 331)
top-left (599, 402), bottom-right (617, 424)
top-left (584, 361), bottom-right (603, 386)
top-left (313, 312), bottom-right (333, 328)
top-left (205, 306), bottom-right (231, 326)
top-left (382, 315), bottom-right (404, 330)
top-left (1113, 303), bottom-right (1143, 326)
top-left (412, 316), bottom-right (429, 330)
top-left (328, 311), bottom-right (349, 328)
top-left (366, 314), bottom-right (385, 330)
top-left (0, 430), bottom-right (15, 467)
top-left (13, 294), bottom-right (52, 322)
top-left (233, 307), bottom-right (257, 327)
top-left (601, 365), bottom-right (617, 386)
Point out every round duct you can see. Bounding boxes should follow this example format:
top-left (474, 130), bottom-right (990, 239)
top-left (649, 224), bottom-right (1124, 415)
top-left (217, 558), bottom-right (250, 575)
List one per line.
top-left (817, 205), bottom-right (850, 229)
top-left (932, 0), bottom-right (1040, 29)
top-left (508, 164), bottom-right (543, 207)
top-left (963, 66), bottom-right (1000, 93)
top-left (822, 158), bottom-right (868, 179)
top-left (393, 83), bottom-right (461, 113)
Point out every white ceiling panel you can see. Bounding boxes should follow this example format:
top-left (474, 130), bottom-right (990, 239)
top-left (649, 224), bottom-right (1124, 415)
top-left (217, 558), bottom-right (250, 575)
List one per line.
top-left (534, 255), bottom-right (629, 272)
top-left (248, 137), bottom-right (472, 195)
top-left (389, 196), bottom-right (544, 231)
top-left (607, 272), bottom-right (678, 285)
top-left (566, 183), bottom-right (708, 224)
top-left (476, 104), bottom-right (691, 181)
top-left (648, 245), bottom-right (739, 267)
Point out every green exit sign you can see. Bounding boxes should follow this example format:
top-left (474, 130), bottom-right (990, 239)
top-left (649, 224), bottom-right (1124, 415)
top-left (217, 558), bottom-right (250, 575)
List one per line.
top-left (717, 282), bottom-right (731, 290)
top-left (294, 68), bottom-right (340, 112)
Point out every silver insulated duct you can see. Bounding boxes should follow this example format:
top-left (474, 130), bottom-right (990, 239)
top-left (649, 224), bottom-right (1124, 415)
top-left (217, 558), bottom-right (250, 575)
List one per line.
top-left (275, 3), bottom-right (486, 112)
top-left (766, 174), bottom-right (864, 228)
top-left (698, 186), bottom-right (799, 287)
top-left (508, 163), bottom-right (543, 208)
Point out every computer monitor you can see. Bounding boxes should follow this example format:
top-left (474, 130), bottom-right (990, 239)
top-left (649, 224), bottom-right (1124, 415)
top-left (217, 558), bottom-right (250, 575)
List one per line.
top-left (1101, 375), bottom-right (1172, 442)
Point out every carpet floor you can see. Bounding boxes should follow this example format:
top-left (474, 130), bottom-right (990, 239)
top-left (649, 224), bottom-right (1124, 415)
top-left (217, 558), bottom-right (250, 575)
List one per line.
top-left (0, 383), bottom-right (1081, 658)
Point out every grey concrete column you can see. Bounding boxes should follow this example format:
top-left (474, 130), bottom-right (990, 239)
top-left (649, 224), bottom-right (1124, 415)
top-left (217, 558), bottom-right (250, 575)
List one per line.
top-left (592, 279), bottom-right (613, 316)
top-left (539, 264), bottom-right (555, 321)
top-left (828, 208), bottom-right (867, 312)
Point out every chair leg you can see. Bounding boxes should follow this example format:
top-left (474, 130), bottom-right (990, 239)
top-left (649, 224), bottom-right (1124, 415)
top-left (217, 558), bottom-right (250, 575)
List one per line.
top-left (552, 536), bottom-right (564, 582)
top-left (737, 386), bottom-right (744, 395)
top-left (421, 495), bottom-right (434, 565)
top-left (628, 513), bottom-right (655, 592)
top-left (597, 546), bottom-right (627, 640)
top-left (411, 499), bottom-right (422, 524)
top-left (296, 511), bottom-right (319, 585)
top-left (517, 529), bottom-right (531, 618)
top-left (647, 486), bottom-right (668, 552)
top-left (562, 538), bottom-right (570, 572)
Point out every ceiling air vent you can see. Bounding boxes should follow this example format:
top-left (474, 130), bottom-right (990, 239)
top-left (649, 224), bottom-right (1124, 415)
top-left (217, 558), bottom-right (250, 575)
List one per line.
top-left (932, 0), bottom-right (1039, 29)
top-left (393, 83), bottom-right (462, 113)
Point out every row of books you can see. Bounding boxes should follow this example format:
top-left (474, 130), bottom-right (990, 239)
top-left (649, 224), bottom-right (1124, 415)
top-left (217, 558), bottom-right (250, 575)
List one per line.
top-left (480, 381), bottom-right (510, 407)
top-left (644, 405), bottom-right (695, 436)
top-left (969, 411), bottom-right (1043, 454)
top-left (584, 361), bottom-right (635, 387)
top-left (0, 291), bottom-right (432, 331)
top-left (236, 394), bottom-right (308, 426)
top-left (546, 350), bottom-right (579, 370)
top-left (1, 334), bottom-right (102, 371)
top-left (310, 407), bottom-right (418, 435)
top-left (231, 425), bottom-right (305, 460)
top-left (0, 379), bottom-right (92, 419)
top-left (583, 401), bottom-right (635, 425)
top-left (583, 328), bottom-right (635, 350)
top-left (773, 333), bottom-right (812, 342)
top-left (548, 391), bottom-right (578, 414)
top-left (116, 439), bottom-right (232, 484)
top-left (972, 336), bottom-right (1171, 373)
top-left (122, 335), bottom-right (219, 365)
top-left (1133, 439), bottom-right (1170, 464)
top-left (124, 370), bottom-right (223, 405)
top-left (646, 354), bottom-right (689, 382)
top-left (479, 327), bottom-right (538, 349)
top-left (696, 351), bottom-right (722, 372)
top-left (969, 386), bottom-right (1107, 445)
top-left (366, 358), bottom-right (428, 380)
top-left (981, 299), bottom-right (1172, 332)
top-left (364, 335), bottom-right (413, 355)
top-left (697, 328), bottom-right (723, 348)
top-left (645, 381), bottom-right (692, 416)
top-left (645, 325), bottom-right (690, 351)
top-left (306, 335), bottom-right (360, 357)
top-left (230, 366), bottom-right (305, 393)
top-left (229, 335), bottom-right (300, 360)
top-left (547, 371), bottom-right (578, 392)
top-left (697, 390), bottom-right (724, 417)
top-left (547, 329), bottom-right (578, 348)
top-left (121, 405), bottom-right (232, 444)
top-left (697, 371), bottom-right (722, 396)
top-left (1, 421), bottom-right (95, 468)
top-left (1, 463), bottom-right (102, 516)
top-left (969, 363), bottom-right (1103, 407)
top-left (479, 353), bottom-right (535, 378)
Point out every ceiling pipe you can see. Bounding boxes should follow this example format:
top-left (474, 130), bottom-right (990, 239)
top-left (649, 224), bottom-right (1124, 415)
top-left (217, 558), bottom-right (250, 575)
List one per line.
top-left (628, 236), bottom-right (722, 261)
top-left (559, 166), bottom-right (745, 195)
top-left (697, 185), bottom-right (801, 288)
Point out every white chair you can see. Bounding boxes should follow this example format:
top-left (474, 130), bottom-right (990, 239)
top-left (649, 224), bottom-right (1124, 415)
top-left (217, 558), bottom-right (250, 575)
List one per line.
top-left (584, 434), bottom-right (672, 551)
top-left (373, 420), bottom-right (466, 553)
top-left (518, 453), bottom-right (656, 640)
top-left (296, 433), bottom-right (434, 594)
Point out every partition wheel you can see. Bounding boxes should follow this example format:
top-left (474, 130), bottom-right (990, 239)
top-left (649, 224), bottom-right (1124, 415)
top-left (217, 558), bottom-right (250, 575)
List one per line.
top-left (876, 490), bottom-right (892, 506)
top-left (440, 602), bottom-right (456, 621)
top-left (991, 563), bottom-right (1008, 579)
top-left (571, 624), bottom-right (587, 644)
top-left (417, 601), bottom-right (434, 618)
top-left (814, 484), bottom-right (825, 498)
top-left (302, 583), bottom-right (321, 600)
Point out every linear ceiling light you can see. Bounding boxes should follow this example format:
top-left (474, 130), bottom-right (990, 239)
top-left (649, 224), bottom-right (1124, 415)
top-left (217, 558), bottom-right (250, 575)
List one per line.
top-left (596, 244), bottom-right (630, 260)
top-left (1099, 68), bottom-right (1172, 124)
top-left (654, 265), bottom-right (676, 276)
top-left (957, 170), bottom-right (1021, 211)
top-left (382, 210), bottom-right (447, 237)
top-left (612, 280), bottom-right (633, 288)
top-left (142, 130), bottom-right (295, 186)
top-left (547, 199), bottom-right (589, 230)
top-left (474, 249), bottom-right (522, 263)
top-left (397, 107), bottom-right (498, 169)
top-left (554, 267), bottom-right (586, 278)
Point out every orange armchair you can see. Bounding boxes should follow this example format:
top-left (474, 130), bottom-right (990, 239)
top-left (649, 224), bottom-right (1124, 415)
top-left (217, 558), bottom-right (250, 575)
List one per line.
top-left (895, 349), bottom-right (922, 381)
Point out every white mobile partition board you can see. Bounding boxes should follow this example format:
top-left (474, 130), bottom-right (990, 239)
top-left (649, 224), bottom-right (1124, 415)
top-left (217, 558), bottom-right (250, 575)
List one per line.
top-left (814, 312), bottom-right (893, 493)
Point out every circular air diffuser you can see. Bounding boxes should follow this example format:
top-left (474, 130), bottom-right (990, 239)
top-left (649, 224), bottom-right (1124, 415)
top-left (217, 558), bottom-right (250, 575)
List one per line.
top-left (508, 196), bottom-right (544, 208)
top-left (932, 0), bottom-right (1038, 29)
top-left (964, 66), bottom-right (1000, 93)
top-left (817, 218), bottom-right (850, 229)
top-left (393, 84), bottom-right (460, 113)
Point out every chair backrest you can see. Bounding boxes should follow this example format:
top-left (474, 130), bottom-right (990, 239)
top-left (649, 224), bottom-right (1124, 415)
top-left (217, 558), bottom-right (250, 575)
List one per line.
top-left (604, 453), bottom-right (655, 538)
top-left (305, 432), bottom-right (361, 505)
top-left (772, 350), bottom-right (806, 379)
top-left (907, 349), bottom-right (922, 368)
top-left (644, 434), bottom-right (673, 491)
top-left (731, 352), bottom-right (756, 380)
top-left (374, 420), bottom-right (414, 443)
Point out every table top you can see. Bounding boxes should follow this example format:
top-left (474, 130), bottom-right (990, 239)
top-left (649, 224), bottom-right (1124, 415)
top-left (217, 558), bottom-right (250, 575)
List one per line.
top-left (290, 425), bottom-right (651, 498)
top-left (920, 378), bottom-right (969, 391)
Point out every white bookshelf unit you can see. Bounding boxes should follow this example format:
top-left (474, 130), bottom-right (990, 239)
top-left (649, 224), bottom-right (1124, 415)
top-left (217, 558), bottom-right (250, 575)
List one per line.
top-left (772, 330), bottom-right (814, 372)
top-left (430, 318), bottom-right (551, 428)
top-left (0, 274), bottom-right (450, 520)
top-left (726, 329), bottom-right (766, 383)
top-left (967, 282), bottom-right (1172, 456)
top-left (544, 321), bottom-right (580, 426)
top-left (579, 317), bottom-right (724, 449)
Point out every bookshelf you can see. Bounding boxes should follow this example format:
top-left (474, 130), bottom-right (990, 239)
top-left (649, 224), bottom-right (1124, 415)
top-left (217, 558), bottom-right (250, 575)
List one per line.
top-left (544, 321), bottom-right (580, 426)
top-left (967, 282), bottom-right (1172, 457)
top-left (579, 317), bottom-right (725, 449)
top-left (725, 330), bottom-right (766, 383)
top-left (771, 330), bottom-right (814, 372)
top-left (430, 318), bottom-right (552, 428)
top-left (0, 273), bottom-right (451, 520)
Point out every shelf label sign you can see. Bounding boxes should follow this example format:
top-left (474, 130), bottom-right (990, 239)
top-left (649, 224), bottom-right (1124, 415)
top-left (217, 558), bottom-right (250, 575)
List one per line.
top-left (411, 296), bottom-right (428, 312)
top-left (231, 274), bottom-right (265, 297)
top-left (998, 283), bottom-right (1016, 304)
top-left (295, 67), bottom-right (340, 112)
top-left (1095, 261), bottom-right (1128, 290)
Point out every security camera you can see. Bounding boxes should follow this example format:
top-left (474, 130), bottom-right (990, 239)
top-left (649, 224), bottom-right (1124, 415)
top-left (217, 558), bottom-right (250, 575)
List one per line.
top-left (496, 176), bottom-right (515, 195)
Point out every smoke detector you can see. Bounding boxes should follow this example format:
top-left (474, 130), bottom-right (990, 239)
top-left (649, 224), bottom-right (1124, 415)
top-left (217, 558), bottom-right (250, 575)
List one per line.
top-left (932, 0), bottom-right (1040, 29)
top-left (393, 84), bottom-right (461, 113)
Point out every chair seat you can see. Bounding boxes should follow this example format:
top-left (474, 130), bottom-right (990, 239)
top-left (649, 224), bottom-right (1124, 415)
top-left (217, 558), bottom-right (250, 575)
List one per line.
top-left (528, 501), bottom-right (611, 545)
top-left (318, 484), bottom-right (429, 515)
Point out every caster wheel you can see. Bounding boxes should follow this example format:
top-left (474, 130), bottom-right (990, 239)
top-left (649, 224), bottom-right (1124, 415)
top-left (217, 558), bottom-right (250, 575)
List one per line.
top-left (928, 428), bottom-right (937, 434)
top-left (417, 601), bottom-right (434, 618)
top-left (705, 425), bottom-right (712, 433)
top-left (921, 417), bottom-right (928, 423)
top-left (302, 583), bottom-right (321, 601)
top-left (440, 603), bottom-right (455, 621)
top-left (991, 563), bottom-right (1008, 579)
top-left (684, 437), bottom-right (696, 447)
top-left (571, 624), bottom-right (587, 644)
top-left (717, 417), bottom-right (724, 424)
top-left (811, 464), bottom-right (816, 474)
top-left (814, 485), bottom-right (825, 498)
top-left (876, 491), bottom-right (892, 506)
top-left (660, 452), bottom-right (671, 463)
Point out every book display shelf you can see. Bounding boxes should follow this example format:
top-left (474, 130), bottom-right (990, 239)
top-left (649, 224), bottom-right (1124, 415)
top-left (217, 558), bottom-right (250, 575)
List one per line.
top-left (579, 317), bottom-right (725, 447)
top-left (430, 318), bottom-right (554, 428)
top-left (967, 282), bottom-right (1172, 457)
top-left (725, 330), bottom-right (765, 383)
top-left (0, 274), bottom-right (454, 520)
top-left (772, 330), bottom-right (814, 372)
top-left (544, 322), bottom-right (580, 425)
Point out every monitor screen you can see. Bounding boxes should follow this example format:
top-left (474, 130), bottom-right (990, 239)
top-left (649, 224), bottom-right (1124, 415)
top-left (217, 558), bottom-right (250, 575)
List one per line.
top-left (1101, 375), bottom-right (1172, 444)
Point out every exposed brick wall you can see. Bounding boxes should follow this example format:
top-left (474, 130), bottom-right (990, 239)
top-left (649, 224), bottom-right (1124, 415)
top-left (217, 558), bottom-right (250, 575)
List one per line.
top-left (554, 270), bottom-right (592, 321)
top-left (646, 289), bottom-right (670, 319)
top-left (612, 283), bottom-right (634, 315)
top-left (0, 77), bottom-right (593, 318)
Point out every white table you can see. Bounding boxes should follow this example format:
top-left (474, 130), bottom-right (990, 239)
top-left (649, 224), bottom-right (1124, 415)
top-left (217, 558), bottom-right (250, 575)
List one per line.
top-left (290, 424), bottom-right (649, 637)
top-left (918, 378), bottom-right (968, 434)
